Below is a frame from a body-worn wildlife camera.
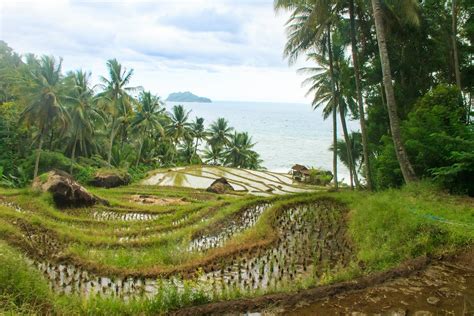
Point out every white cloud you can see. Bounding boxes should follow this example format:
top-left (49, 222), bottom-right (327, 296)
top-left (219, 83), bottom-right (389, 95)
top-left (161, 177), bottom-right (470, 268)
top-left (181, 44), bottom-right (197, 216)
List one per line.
top-left (0, 0), bottom-right (312, 102)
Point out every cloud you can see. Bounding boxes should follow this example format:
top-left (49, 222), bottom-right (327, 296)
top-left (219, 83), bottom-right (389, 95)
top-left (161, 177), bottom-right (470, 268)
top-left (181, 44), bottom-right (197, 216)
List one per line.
top-left (0, 0), bottom-right (311, 102)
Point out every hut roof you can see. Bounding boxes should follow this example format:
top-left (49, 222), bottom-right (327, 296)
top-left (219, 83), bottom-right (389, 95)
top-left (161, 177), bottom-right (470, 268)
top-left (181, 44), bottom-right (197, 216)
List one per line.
top-left (291, 164), bottom-right (309, 172)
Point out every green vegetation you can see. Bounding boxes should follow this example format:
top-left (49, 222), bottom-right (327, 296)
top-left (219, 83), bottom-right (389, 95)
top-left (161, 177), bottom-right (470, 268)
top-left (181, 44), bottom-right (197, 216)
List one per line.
top-left (275, 0), bottom-right (473, 194)
top-left (0, 182), bottom-right (471, 314)
top-left (0, 43), bottom-right (262, 187)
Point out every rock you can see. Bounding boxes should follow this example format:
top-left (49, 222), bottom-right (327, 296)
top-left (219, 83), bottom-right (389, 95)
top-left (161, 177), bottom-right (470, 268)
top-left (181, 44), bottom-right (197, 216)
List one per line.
top-left (426, 296), bottom-right (440, 305)
top-left (206, 177), bottom-right (234, 194)
top-left (90, 169), bottom-right (131, 188)
top-left (32, 170), bottom-right (108, 208)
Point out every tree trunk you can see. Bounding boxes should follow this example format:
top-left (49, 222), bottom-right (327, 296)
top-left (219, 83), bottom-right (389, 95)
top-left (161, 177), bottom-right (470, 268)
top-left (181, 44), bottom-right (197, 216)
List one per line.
top-left (349, 0), bottom-right (373, 190)
top-left (371, 0), bottom-right (417, 183)
top-left (136, 127), bottom-right (146, 167)
top-left (452, 0), bottom-right (462, 89)
top-left (70, 137), bottom-right (77, 175)
top-left (327, 25), bottom-right (338, 189)
top-left (339, 107), bottom-right (360, 188)
top-left (34, 128), bottom-right (45, 178)
top-left (107, 119), bottom-right (115, 165)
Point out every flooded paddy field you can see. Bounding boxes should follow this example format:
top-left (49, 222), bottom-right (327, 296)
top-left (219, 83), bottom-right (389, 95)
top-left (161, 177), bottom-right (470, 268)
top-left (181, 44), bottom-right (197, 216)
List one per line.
top-left (1, 168), bottom-right (471, 315)
top-left (0, 176), bottom-right (353, 306)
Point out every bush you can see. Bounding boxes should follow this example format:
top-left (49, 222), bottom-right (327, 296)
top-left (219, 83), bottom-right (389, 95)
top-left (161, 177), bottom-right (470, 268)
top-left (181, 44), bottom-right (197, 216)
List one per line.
top-left (373, 84), bottom-right (474, 195)
top-left (307, 168), bottom-right (333, 186)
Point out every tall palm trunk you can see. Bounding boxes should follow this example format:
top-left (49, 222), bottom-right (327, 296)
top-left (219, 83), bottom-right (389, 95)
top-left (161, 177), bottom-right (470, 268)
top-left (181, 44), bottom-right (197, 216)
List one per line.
top-left (34, 127), bottom-right (45, 178)
top-left (339, 106), bottom-right (360, 188)
top-left (371, 0), bottom-right (417, 183)
top-left (70, 136), bottom-right (78, 175)
top-left (107, 118), bottom-right (116, 165)
top-left (136, 128), bottom-right (146, 167)
top-left (349, 0), bottom-right (373, 190)
top-left (327, 25), bottom-right (338, 189)
top-left (452, 0), bottom-right (461, 89)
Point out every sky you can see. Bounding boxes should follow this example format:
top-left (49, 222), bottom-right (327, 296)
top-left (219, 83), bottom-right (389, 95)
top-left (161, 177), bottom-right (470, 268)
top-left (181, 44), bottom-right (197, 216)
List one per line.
top-left (0, 0), bottom-right (312, 103)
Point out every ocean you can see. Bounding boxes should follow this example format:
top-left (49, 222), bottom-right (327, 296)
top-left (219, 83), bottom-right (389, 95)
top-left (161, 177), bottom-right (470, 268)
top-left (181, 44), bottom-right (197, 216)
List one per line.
top-left (166, 101), bottom-right (359, 182)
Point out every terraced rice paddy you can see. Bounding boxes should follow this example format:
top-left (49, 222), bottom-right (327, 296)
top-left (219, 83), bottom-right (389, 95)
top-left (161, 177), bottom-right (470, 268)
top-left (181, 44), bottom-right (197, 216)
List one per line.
top-left (142, 166), bottom-right (318, 195)
top-left (0, 168), bottom-right (353, 310)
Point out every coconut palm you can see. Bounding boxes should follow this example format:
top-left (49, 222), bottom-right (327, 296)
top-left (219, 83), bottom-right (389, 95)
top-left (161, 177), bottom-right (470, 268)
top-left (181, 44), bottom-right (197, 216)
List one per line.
top-left (224, 132), bottom-right (258, 169)
top-left (275, 0), bottom-right (340, 188)
top-left (370, 0), bottom-right (419, 183)
top-left (207, 117), bottom-right (234, 148)
top-left (97, 59), bottom-right (137, 165)
top-left (132, 91), bottom-right (165, 166)
top-left (19, 55), bottom-right (68, 178)
top-left (331, 132), bottom-right (363, 188)
top-left (166, 105), bottom-right (192, 145)
top-left (299, 48), bottom-right (360, 188)
top-left (65, 70), bottom-right (102, 174)
top-left (203, 145), bottom-right (225, 165)
top-left (190, 117), bottom-right (207, 154)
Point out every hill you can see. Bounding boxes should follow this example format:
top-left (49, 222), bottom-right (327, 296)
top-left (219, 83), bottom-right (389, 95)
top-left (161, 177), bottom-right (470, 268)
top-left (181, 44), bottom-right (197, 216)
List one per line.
top-left (166, 91), bottom-right (211, 103)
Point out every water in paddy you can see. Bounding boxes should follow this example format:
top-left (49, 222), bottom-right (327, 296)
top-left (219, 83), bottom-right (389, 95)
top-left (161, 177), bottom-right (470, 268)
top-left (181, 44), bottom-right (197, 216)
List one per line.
top-left (166, 101), bottom-right (358, 182)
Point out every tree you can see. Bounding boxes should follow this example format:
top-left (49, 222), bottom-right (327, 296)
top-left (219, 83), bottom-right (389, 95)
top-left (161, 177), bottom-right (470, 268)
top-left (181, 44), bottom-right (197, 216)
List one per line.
top-left (299, 49), bottom-right (360, 188)
top-left (190, 117), bottom-right (207, 155)
top-left (97, 59), bottom-right (136, 165)
top-left (275, 0), bottom-right (340, 188)
top-left (331, 132), bottom-right (363, 188)
top-left (19, 56), bottom-right (68, 178)
top-left (65, 70), bottom-right (102, 174)
top-left (224, 132), bottom-right (260, 169)
top-left (207, 118), bottom-right (234, 148)
top-left (166, 105), bottom-right (193, 163)
top-left (132, 91), bottom-right (165, 166)
top-left (370, 0), bottom-right (418, 183)
top-left (203, 145), bottom-right (225, 165)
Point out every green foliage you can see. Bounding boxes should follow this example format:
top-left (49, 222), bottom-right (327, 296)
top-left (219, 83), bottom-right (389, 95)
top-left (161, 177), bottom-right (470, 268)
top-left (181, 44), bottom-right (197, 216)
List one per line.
top-left (347, 182), bottom-right (474, 271)
top-left (373, 84), bottom-right (474, 194)
top-left (307, 168), bottom-right (333, 186)
top-left (0, 242), bottom-right (55, 314)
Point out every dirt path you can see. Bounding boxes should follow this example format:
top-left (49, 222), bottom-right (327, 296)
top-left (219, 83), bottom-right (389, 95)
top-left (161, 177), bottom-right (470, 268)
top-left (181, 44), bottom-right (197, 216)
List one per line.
top-left (284, 250), bottom-right (474, 315)
top-left (173, 248), bottom-right (474, 315)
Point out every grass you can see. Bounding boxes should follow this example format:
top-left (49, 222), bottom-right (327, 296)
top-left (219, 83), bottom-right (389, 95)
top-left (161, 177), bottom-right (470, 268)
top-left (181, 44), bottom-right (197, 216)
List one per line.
top-left (0, 180), bottom-right (472, 314)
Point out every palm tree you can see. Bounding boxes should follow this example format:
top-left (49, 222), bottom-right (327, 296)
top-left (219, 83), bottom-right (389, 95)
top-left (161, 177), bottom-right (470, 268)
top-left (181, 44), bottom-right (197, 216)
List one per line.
top-left (207, 117), bottom-right (234, 148)
top-left (132, 91), bottom-right (165, 166)
top-left (19, 55), bottom-right (68, 178)
top-left (224, 132), bottom-right (258, 169)
top-left (275, 0), bottom-right (340, 188)
top-left (65, 70), bottom-right (102, 174)
top-left (370, 0), bottom-right (418, 183)
top-left (203, 145), bottom-right (225, 165)
top-left (166, 105), bottom-right (192, 145)
top-left (331, 132), bottom-right (363, 188)
top-left (97, 59), bottom-right (136, 165)
top-left (190, 117), bottom-right (206, 155)
top-left (299, 49), bottom-right (360, 188)
top-left (348, 0), bottom-right (373, 190)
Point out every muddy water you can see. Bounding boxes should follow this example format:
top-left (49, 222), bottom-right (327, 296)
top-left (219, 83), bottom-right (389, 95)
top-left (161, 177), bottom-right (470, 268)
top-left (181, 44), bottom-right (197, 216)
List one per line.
top-left (92, 210), bottom-right (160, 222)
top-left (26, 200), bottom-right (352, 300)
top-left (142, 166), bottom-right (314, 196)
top-left (284, 258), bottom-right (474, 315)
top-left (188, 203), bottom-right (272, 252)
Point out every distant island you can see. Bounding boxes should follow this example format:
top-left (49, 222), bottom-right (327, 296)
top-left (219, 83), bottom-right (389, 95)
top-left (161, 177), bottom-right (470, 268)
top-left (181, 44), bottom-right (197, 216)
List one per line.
top-left (166, 91), bottom-right (212, 103)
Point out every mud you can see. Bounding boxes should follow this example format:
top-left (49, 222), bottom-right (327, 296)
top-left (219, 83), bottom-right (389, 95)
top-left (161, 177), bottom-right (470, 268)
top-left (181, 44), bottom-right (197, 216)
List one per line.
top-left (172, 249), bottom-right (474, 316)
top-left (129, 195), bottom-right (189, 206)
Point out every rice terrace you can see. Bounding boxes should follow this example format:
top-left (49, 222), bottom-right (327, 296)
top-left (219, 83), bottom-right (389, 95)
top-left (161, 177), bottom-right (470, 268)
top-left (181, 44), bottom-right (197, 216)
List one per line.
top-left (1, 0), bottom-right (474, 314)
top-left (0, 166), bottom-right (473, 315)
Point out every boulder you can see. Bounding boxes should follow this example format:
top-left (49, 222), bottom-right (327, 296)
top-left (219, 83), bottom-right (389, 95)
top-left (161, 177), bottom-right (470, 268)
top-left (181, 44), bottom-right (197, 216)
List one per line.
top-left (90, 169), bottom-right (131, 188)
top-left (206, 177), bottom-right (234, 194)
top-left (32, 170), bottom-right (108, 208)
